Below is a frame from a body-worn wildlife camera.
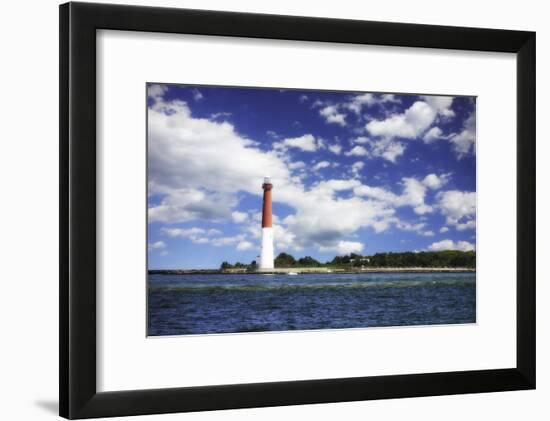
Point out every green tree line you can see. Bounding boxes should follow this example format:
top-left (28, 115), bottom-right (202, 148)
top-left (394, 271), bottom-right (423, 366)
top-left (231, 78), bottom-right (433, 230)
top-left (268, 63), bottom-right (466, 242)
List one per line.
top-left (220, 250), bottom-right (475, 270)
top-left (327, 250), bottom-right (476, 268)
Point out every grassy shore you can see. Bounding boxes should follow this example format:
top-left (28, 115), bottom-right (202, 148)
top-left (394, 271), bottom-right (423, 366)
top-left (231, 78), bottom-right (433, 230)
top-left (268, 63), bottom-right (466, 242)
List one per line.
top-left (149, 267), bottom-right (475, 275)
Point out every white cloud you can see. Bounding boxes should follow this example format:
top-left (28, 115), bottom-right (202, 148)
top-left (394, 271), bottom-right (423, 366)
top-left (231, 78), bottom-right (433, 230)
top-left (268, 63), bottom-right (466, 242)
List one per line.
top-left (456, 220), bottom-right (476, 231)
top-left (316, 137), bottom-right (327, 149)
top-left (236, 240), bottom-right (254, 251)
top-left (288, 161), bottom-right (306, 170)
top-left (417, 108), bottom-right (476, 159)
top-left (427, 239), bottom-right (475, 252)
top-left (421, 96), bottom-right (454, 118)
top-left (353, 174), bottom-right (451, 216)
top-left (366, 101), bottom-right (437, 139)
top-left (437, 190), bottom-right (476, 229)
top-left (394, 220), bottom-right (429, 235)
top-left (401, 178), bottom-right (433, 215)
top-left (161, 226), bottom-right (222, 244)
top-left (351, 161), bottom-right (365, 176)
top-left (328, 144), bottom-right (342, 155)
top-left (419, 105), bottom-right (474, 159)
top-left (346, 93), bottom-right (376, 115)
top-left (148, 98), bottom-right (291, 203)
top-left (412, 204), bottom-right (433, 215)
top-left (319, 105), bottom-right (347, 127)
top-left (353, 185), bottom-right (399, 203)
top-left (372, 138), bottom-right (405, 163)
top-left (210, 111), bottom-right (232, 120)
top-left (440, 226), bottom-right (449, 233)
top-left (148, 84), bottom-right (167, 99)
top-left (231, 211), bottom-right (248, 223)
top-left (363, 97), bottom-right (456, 161)
top-left (319, 240), bottom-right (364, 255)
top-left (346, 93), bottom-right (401, 115)
top-left (345, 145), bottom-right (368, 157)
top-left (298, 94), bottom-right (309, 103)
top-left (273, 134), bottom-right (317, 152)
top-left (349, 137), bottom-right (405, 163)
top-left (162, 227), bottom-right (205, 238)
top-left (313, 161), bottom-right (331, 171)
top-left (423, 126), bottom-right (443, 143)
top-left (422, 173), bottom-right (451, 190)
top-left (352, 136), bottom-right (370, 144)
top-left (313, 179), bottom-right (362, 193)
top-left (395, 220), bottom-right (424, 230)
top-left (148, 240), bottom-right (166, 252)
top-left (192, 88), bottom-right (203, 101)
top-left (449, 112), bottom-right (476, 158)
top-left (211, 235), bottom-right (246, 247)
top-left (272, 224), bottom-right (299, 251)
top-left (266, 130), bottom-right (280, 139)
top-left (149, 188), bottom-right (237, 223)
top-left (281, 179), bottom-right (396, 249)
top-left (311, 99), bottom-right (325, 108)
top-left (380, 94), bottom-right (401, 104)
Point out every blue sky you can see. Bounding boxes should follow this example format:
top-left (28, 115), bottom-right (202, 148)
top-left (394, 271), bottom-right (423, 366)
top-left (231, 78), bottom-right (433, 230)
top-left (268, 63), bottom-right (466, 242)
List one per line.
top-left (147, 83), bottom-right (476, 269)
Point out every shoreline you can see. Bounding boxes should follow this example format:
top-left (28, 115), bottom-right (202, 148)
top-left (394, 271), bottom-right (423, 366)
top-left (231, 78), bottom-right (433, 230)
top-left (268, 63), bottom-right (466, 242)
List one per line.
top-left (149, 267), bottom-right (476, 275)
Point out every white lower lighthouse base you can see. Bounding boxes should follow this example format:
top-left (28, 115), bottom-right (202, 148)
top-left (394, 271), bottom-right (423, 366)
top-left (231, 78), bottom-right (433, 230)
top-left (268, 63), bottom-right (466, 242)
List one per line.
top-left (259, 227), bottom-right (274, 270)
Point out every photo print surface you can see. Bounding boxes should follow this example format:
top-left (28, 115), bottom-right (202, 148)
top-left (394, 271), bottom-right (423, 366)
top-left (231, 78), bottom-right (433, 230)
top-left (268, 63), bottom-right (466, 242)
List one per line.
top-left (147, 83), bottom-right (476, 336)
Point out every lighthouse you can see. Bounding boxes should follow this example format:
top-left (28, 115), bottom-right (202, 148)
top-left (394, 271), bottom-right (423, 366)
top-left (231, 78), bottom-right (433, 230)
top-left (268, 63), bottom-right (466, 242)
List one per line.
top-left (259, 176), bottom-right (275, 270)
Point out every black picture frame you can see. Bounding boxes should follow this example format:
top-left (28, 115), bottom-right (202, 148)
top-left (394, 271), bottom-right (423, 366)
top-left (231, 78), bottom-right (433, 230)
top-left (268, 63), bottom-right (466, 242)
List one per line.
top-left (60, 2), bottom-right (536, 419)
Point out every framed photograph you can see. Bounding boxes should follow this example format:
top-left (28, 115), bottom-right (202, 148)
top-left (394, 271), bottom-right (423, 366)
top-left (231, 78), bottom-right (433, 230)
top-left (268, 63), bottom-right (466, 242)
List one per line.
top-left (146, 83), bottom-right (478, 337)
top-left (60, 2), bottom-right (535, 419)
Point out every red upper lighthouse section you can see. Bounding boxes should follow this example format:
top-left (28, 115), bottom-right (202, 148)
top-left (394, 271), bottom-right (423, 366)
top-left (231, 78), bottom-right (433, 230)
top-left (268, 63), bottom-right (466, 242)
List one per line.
top-left (262, 176), bottom-right (273, 228)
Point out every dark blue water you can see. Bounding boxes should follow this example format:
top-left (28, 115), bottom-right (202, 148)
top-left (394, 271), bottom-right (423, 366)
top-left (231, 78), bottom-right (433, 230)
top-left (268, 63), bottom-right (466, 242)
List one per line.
top-left (147, 272), bottom-right (476, 336)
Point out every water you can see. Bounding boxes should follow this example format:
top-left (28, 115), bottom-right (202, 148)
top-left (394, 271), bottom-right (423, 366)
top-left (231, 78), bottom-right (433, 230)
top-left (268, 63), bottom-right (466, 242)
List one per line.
top-left (147, 272), bottom-right (476, 336)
